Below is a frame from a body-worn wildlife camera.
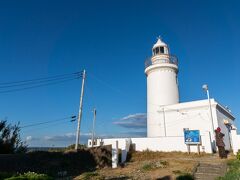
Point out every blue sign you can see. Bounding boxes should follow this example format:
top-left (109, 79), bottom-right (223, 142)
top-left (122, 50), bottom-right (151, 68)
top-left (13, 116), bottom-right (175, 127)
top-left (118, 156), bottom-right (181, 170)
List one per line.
top-left (184, 130), bottom-right (201, 144)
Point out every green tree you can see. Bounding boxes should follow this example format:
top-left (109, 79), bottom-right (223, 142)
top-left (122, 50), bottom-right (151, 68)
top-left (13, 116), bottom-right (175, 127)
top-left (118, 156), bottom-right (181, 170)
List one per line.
top-left (0, 120), bottom-right (26, 154)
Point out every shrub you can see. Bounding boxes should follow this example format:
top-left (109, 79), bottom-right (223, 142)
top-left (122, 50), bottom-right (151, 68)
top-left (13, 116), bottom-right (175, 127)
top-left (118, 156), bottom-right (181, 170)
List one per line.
top-left (141, 163), bottom-right (153, 171)
top-left (0, 172), bottom-right (15, 179)
top-left (5, 172), bottom-right (53, 180)
top-left (237, 150), bottom-right (240, 160)
top-left (176, 173), bottom-right (194, 180)
top-left (141, 160), bottom-right (169, 171)
top-left (0, 120), bottom-right (27, 154)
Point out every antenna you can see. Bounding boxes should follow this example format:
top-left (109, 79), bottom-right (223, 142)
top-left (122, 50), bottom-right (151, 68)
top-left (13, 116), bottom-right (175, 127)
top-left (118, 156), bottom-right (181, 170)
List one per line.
top-left (157, 35), bottom-right (162, 40)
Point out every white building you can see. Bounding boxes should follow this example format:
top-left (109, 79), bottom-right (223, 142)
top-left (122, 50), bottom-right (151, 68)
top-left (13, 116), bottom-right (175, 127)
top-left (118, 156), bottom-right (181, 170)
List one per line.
top-left (88, 38), bottom-right (240, 155)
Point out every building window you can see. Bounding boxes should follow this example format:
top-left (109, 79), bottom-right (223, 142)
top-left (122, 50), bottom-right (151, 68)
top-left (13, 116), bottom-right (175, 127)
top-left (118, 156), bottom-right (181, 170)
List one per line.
top-left (160, 47), bottom-right (164, 54)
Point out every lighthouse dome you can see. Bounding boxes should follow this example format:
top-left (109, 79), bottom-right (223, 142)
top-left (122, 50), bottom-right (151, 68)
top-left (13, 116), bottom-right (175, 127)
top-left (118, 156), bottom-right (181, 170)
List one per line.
top-left (153, 38), bottom-right (167, 49)
top-left (152, 37), bottom-right (169, 55)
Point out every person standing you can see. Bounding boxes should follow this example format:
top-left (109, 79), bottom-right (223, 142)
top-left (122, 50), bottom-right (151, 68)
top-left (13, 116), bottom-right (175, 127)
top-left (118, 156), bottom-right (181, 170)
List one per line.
top-left (215, 127), bottom-right (227, 158)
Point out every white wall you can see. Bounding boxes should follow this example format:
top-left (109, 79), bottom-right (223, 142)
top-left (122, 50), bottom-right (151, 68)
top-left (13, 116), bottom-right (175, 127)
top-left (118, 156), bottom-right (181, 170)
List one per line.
top-left (145, 99), bottom-right (235, 151)
top-left (88, 131), bottom-right (213, 153)
top-left (231, 130), bottom-right (240, 155)
top-left (88, 100), bottom-right (235, 154)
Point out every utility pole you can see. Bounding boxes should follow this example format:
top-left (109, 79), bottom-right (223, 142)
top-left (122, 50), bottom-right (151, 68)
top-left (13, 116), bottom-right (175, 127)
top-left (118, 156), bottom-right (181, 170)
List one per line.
top-left (75, 69), bottom-right (86, 150)
top-left (91, 108), bottom-right (97, 147)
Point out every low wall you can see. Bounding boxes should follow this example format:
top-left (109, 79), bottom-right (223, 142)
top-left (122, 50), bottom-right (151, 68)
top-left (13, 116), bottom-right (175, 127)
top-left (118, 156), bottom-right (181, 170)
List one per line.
top-left (91, 132), bottom-right (213, 153)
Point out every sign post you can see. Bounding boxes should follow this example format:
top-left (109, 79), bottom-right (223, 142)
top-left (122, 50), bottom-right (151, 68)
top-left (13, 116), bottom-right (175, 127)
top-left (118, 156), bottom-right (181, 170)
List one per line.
top-left (184, 129), bottom-right (201, 154)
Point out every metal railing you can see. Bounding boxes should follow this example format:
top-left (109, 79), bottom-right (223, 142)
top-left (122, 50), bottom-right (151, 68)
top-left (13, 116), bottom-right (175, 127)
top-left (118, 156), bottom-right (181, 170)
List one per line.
top-left (145, 55), bottom-right (178, 69)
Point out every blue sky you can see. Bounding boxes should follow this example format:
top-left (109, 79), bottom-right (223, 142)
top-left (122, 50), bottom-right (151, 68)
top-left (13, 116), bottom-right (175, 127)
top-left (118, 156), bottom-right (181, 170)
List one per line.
top-left (0, 0), bottom-right (239, 147)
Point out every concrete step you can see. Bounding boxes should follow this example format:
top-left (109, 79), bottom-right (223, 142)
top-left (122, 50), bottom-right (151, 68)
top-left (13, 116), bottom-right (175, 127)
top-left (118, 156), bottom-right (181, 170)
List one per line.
top-left (196, 167), bottom-right (222, 173)
top-left (195, 173), bottom-right (223, 180)
top-left (195, 172), bottom-right (221, 176)
top-left (195, 176), bottom-right (221, 180)
top-left (199, 163), bottom-right (223, 167)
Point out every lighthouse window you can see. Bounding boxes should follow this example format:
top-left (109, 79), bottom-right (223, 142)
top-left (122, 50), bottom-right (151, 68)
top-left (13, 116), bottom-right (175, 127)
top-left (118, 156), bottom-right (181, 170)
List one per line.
top-left (155, 47), bottom-right (159, 54)
top-left (160, 47), bottom-right (164, 54)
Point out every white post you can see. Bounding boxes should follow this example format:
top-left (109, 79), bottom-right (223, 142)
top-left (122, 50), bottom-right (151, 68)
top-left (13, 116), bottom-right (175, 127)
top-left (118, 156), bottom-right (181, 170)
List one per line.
top-left (121, 139), bottom-right (131, 163)
top-left (112, 141), bottom-right (119, 168)
top-left (206, 90), bottom-right (215, 136)
top-left (75, 69), bottom-right (86, 150)
top-left (202, 84), bottom-right (216, 152)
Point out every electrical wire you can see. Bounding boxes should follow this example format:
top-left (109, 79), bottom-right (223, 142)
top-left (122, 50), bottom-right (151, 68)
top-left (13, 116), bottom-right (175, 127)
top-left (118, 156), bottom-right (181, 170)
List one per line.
top-left (0, 77), bottom-right (79, 94)
top-left (0, 71), bottom-right (82, 85)
top-left (22, 120), bottom-right (75, 133)
top-left (88, 72), bottom-right (122, 94)
top-left (20, 115), bottom-right (76, 128)
top-left (0, 73), bottom-right (81, 88)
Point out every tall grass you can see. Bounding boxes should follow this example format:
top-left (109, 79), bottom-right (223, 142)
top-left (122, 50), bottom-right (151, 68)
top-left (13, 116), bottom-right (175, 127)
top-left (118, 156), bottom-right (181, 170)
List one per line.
top-left (217, 159), bottom-right (240, 180)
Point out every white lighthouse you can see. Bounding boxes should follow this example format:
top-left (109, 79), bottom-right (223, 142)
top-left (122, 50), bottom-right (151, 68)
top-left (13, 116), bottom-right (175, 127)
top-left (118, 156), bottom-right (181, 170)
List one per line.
top-left (89, 36), bottom-right (239, 156)
top-left (145, 37), bottom-right (179, 137)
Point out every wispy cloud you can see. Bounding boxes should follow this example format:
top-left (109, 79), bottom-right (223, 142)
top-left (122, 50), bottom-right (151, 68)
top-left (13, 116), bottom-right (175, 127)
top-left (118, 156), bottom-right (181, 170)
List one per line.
top-left (25, 136), bottom-right (40, 142)
top-left (26, 136), bottom-right (32, 141)
top-left (113, 113), bottom-right (147, 129)
top-left (44, 132), bottom-right (91, 142)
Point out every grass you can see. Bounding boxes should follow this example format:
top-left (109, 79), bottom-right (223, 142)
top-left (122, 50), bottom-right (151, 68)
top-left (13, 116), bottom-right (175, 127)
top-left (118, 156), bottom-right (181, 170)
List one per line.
top-left (4, 172), bottom-right (53, 180)
top-left (140, 160), bottom-right (169, 171)
top-left (78, 172), bottom-right (105, 180)
top-left (141, 163), bottom-right (154, 171)
top-left (130, 150), bottom-right (210, 162)
top-left (216, 159), bottom-right (240, 180)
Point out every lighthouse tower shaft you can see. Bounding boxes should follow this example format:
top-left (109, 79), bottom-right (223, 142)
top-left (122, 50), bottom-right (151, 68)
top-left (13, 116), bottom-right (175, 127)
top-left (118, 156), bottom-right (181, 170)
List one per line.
top-left (145, 38), bottom-right (179, 137)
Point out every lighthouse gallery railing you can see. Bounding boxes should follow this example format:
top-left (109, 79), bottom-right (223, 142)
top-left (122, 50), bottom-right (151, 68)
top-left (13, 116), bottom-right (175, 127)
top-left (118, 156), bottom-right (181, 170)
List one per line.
top-left (145, 55), bottom-right (178, 69)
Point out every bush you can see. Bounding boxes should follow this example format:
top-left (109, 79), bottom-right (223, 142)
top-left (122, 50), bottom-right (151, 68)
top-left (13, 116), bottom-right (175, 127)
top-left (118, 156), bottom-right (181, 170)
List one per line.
top-left (0, 120), bottom-right (27, 154)
top-left (0, 172), bottom-right (15, 179)
top-left (5, 172), bottom-right (53, 180)
top-left (176, 173), bottom-right (194, 180)
top-left (237, 150), bottom-right (240, 160)
top-left (141, 163), bottom-right (153, 171)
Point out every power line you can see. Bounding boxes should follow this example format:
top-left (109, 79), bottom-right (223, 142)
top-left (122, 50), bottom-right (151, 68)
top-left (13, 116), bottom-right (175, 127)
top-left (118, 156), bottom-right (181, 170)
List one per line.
top-left (22, 120), bottom-right (76, 134)
top-left (20, 115), bottom-right (76, 128)
top-left (0, 77), bottom-right (79, 94)
top-left (0, 74), bottom-right (80, 88)
top-left (0, 71), bottom-right (82, 85)
top-left (88, 72), bottom-right (122, 94)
